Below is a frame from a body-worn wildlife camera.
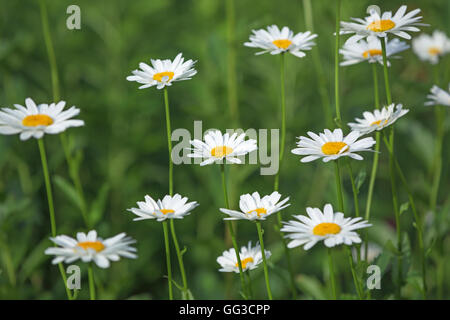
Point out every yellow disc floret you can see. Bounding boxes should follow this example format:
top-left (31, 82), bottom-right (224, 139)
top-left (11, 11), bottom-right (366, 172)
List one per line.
top-left (367, 19), bottom-right (396, 32)
top-left (313, 222), bottom-right (341, 236)
top-left (272, 39), bottom-right (293, 49)
top-left (22, 114), bottom-right (54, 127)
top-left (321, 142), bottom-right (349, 155)
top-left (77, 241), bottom-right (105, 252)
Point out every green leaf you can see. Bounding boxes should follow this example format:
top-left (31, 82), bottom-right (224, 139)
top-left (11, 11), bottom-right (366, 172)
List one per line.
top-left (181, 289), bottom-right (195, 300)
top-left (53, 175), bottom-right (83, 212)
top-left (88, 183), bottom-right (110, 227)
top-left (18, 237), bottom-right (51, 283)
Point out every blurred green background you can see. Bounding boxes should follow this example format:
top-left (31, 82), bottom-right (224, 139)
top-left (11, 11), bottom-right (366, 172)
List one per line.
top-left (0, 0), bottom-right (449, 299)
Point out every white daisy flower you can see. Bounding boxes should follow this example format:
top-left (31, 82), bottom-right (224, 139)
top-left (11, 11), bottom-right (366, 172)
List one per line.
top-left (127, 194), bottom-right (199, 222)
top-left (44, 230), bottom-right (137, 269)
top-left (348, 103), bottom-right (409, 135)
top-left (220, 191), bottom-right (290, 221)
top-left (340, 5), bottom-right (426, 43)
top-left (217, 241), bottom-right (271, 273)
top-left (412, 30), bottom-right (450, 64)
top-left (187, 130), bottom-right (257, 166)
top-left (244, 25), bottom-right (317, 58)
top-left (281, 204), bottom-right (371, 250)
top-left (0, 98), bottom-right (84, 141)
top-left (126, 53), bottom-right (197, 90)
top-left (425, 84), bottom-right (450, 107)
top-left (340, 36), bottom-right (409, 66)
top-left (291, 128), bottom-right (376, 163)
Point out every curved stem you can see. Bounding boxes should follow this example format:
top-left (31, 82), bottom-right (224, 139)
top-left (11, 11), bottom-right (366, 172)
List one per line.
top-left (380, 40), bottom-right (392, 105)
top-left (220, 164), bottom-right (247, 299)
top-left (346, 161), bottom-right (360, 218)
top-left (256, 221), bottom-right (273, 300)
top-left (327, 248), bottom-right (337, 299)
top-left (334, 0), bottom-right (342, 127)
top-left (225, 0), bottom-right (239, 124)
top-left (88, 264), bottom-right (96, 300)
top-left (162, 221), bottom-right (173, 300)
top-left (170, 219), bottom-right (189, 296)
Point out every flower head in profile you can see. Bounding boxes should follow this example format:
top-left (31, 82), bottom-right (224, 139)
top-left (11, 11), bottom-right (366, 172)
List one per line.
top-left (291, 128), bottom-right (376, 163)
top-left (127, 194), bottom-right (199, 222)
top-left (44, 230), bottom-right (137, 269)
top-left (0, 98), bottom-right (84, 140)
top-left (220, 191), bottom-right (290, 221)
top-left (412, 30), bottom-right (450, 64)
top-left (187, 130), bottom-right (257, 166)
top-left (340, 5), bottom-right (426, 43)
top-left (217, 241), bottom-right (271, 273)
top-left (340, 36), bottom-right (409, 66)
top-left (244, 25), bottom-right (317, 58)
top-left (348, 103), bottom-right (409, 135)
top-left (352, 242), bottom-right (382, 263)
top-left (425, 84), bottom-right (450, 107)
top-left (126, 53), bottom-right (197, 90)
top-left (281, 204), bottom-right (371, 250)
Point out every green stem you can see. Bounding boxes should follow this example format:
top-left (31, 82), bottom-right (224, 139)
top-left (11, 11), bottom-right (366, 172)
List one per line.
top-left (88, 264), bottom-right (96, 300)
top-left (382, 134), bottom-right (427, 298)
top-left (364, 64), bottom-right (381, 260)
top-left (346, 246), bottom-right (363, 299)
top-left (302, 0), bottom-right (333, 127)
top-left (163, 88), bottom-right (173, 196)
top-left (346, 161), bottom-right (360, 217)
top-left (39, 0), bottom-right (60, 101)
top-left (334, 0), bottom-right (342, 127)
top-left (381, 39), bottom-right (402, 298)
top-left (220, 164), bottom-right (247, 299)
top-left (256, 221), bottom-right (273, 300)
top-left (225, 0), bottom-right (239, 124)
top-left (327, 248), bottom-right (337, 299)
top-left (170, 219), bottom-right (189, 296)
top-left (245, 271), bottom-right (253, 299)
top-left (274, 52), bottom-right (297, 299)
top-left (334, 160), bottom-right (344, 212)
top-left (162, 221), bottom-right (173, 300)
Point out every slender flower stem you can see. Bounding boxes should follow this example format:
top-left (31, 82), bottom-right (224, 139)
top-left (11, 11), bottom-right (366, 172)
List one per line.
top-left (225, 0), bottom-right (239, 124)
top-left (346, 246), bottom-right (363, 299)
top-left (382, 134), bottom-right (427, 298)
top-left (274, 52), bottom-right (297, 299)
top-left (245, 271), bottom-right (253, 299)
top-left (364, 64), bottom-right (381, 260)
top-left (88, 264), bottom-right (96, 300)
top-left (255, 221), bottom-right (273, 300)
top-left (302, 0), bottom-right (333, 127)
top-left (162, 221), bottom-right (173, 300)
top-left (38, 139), bottom-right (57, 237)
top-left (220, 164), bottom-right (248, 299)
top-left (163, 88), bottom-right (190, 298)
top-left (163, 88), bottom-right (173, 196)
top-left (334, 0), bottom-right (342, 127)
top-left (327, 248), bottom-right (337, 299)
top-left (380, 39), bottom-right (402, 298)
top-left (334, 160), bottom-right (344, 212)
top-left (346, 161), bottom-right (360, 218)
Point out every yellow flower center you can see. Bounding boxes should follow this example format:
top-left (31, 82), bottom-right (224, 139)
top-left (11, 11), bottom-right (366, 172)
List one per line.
top-left (22, 114), bottom-right (54, 127)
top-left (366, 19), bottom-right (396, 32)
top-left (160, 209), bottom-right (175, 215)
top-left (321, 142), bottom-right (349, 155)
top-left (313, 222), bottom-right (341, 236)
top-left (153, 71), bottom-right (175, 82)
top-left (211, 146), bottom-right (233, 158)
top-left (247, 208), bottom-right (267, 218)
top-left (362, 49), bottom-right (382, 58)
top-left (235, 257), bottom-right (254, 269)
top-left (428, 47), bottom-right (441, 56)
top-left (77, 241), bottom-right (105, 252)
top-left (272, 39), bottom-right (292, 49)
top-left (370, 119), bottom-right (388, 126)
